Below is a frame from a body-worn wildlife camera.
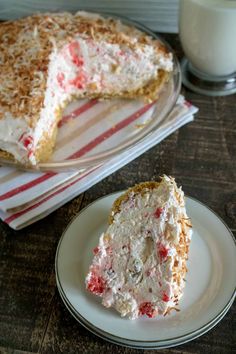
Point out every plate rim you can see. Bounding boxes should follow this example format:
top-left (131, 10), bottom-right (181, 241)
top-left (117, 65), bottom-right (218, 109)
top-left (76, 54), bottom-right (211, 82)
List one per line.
top-left (56, 275), bottom-right (234, 349)
top-left (55, 192), bottom-right (236, 346)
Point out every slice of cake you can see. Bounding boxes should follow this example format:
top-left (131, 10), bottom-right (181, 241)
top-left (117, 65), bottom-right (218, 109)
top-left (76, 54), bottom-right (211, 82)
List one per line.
top-left (85, 175), bottom-right (192, 319)
top-left (0, 12), bottom-right (173, 165)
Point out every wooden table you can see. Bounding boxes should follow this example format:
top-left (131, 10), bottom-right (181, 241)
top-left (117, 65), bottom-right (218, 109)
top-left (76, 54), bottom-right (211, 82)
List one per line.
top-left (0, 35), bottom-right (235, 354)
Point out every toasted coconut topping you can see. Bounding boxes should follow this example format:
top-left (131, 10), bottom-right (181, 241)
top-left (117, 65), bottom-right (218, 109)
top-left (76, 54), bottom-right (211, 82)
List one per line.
top-left (0, 11), bottom-right (170, 124)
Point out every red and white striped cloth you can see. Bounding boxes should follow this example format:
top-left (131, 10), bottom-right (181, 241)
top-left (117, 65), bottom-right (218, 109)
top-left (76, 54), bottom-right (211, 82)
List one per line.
top-left (0, 95), bottom-right (198, 229)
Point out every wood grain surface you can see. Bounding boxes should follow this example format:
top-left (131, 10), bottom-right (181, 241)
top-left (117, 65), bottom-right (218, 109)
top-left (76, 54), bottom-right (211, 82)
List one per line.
top-left (0, 34), bottom-right (235, 354)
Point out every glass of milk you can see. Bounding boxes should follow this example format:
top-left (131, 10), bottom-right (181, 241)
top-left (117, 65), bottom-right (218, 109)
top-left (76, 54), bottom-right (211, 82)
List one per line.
top-left (179, 0), bottom-right (236, 96)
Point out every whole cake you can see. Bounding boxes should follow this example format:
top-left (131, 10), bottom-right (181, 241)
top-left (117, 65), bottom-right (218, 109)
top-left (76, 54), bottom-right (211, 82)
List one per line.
top-left (0, 12), bottom-right (173, 165)
top-left (85, 176), bottom-right (192, 319)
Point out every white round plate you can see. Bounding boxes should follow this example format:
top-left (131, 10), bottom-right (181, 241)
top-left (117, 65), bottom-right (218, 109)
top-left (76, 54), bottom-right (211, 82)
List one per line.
top-left (55, 192), bottom-right (236, 349)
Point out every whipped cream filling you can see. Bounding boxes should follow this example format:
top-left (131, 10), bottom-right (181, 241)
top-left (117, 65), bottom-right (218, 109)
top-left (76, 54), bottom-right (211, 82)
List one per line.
top-left (0, 16), bottom-right (172, 165)
top-left (0, 113), bottom-right (34, 162)
top-left (49, 36), bottom-right (173, 97)
top-left (86, 176), bottom-right (192, 319)
top-left (0, 108), bottom-right (56, 165)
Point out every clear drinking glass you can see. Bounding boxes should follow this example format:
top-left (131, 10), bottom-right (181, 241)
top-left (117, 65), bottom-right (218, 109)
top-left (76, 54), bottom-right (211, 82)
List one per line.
top-left (179, 0), bottom-right (236, 96)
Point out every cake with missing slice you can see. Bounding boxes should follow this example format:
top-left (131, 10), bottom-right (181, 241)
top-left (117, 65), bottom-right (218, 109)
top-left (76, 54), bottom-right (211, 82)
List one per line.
top-left (0, 11), bottom-right (173, 166)
top-left (85, 175), bottom-right (192, 319)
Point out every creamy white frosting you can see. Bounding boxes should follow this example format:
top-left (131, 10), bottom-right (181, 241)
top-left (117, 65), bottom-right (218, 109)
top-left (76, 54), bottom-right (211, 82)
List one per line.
top-left (86, 176), bottom-right (192, 319)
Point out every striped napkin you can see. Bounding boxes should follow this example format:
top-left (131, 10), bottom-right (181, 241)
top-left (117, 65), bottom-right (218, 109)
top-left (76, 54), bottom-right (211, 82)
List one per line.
top-left (0, 95), bottom-right (198, 230)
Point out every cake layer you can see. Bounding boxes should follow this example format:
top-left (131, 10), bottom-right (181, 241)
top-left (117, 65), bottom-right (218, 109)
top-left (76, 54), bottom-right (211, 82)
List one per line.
top-left (86, 176), bottom-right (192, 319)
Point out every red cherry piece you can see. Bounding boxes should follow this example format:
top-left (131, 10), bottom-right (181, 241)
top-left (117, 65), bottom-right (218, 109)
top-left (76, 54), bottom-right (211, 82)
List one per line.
top-left (22, 136), bottom-right (33, 148)
top-left (139, 302), bottom-right (157, 318)
top-left (162, 293), bottom-right (170, 302)
top-left (87, 273), bottom-right (106, 295)
top-left (69, 42), bottom-right (84, 67)
top-left (154, 207), bottom-right (163, 218)
top-left (69, 72), bottom-right (87, 89)
top-left (57, 72), bottom-right (65, 88)
top-left (93, 246), bottom-right (100, 255)
top-left (158, 244), bottom-right (169, 261)
top-left (72, 56), bottom-right (84, 67)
